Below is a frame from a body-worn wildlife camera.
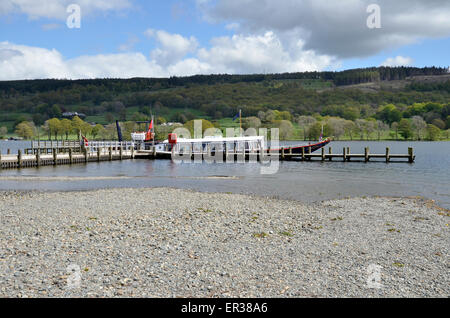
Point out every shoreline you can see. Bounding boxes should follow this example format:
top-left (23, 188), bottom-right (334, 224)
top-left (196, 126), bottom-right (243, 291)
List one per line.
top-left (1, 187), bottom-right (448, 298)
top-left (0, 180), bottom-right (448, 211)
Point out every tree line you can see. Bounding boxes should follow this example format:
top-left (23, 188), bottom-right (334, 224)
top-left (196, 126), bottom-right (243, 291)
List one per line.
top-left (1, 66), bottom-right (449, 141)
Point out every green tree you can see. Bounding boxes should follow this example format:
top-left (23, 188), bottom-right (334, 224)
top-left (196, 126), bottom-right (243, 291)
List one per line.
top-left (376, 120), bottom-right (389, 141)
top-left (82, 122), bottom-right (93, 138)
top-left (0, 126), bottom-right (8, 138)
top-left (243, 117), bottom-right (261, 130)
top-left (308, 122), bottom-right (331, 140)
top-left (15, 121), bottom-right (35, 139)
top-left (327, 117), bottom-right (346, 140)
top-left (91, 124), bottom-right (105, 140)
top-left (32, 113), bottom-right (46, 126)
top-left (276, 120), bottom-right (295, 140)
top-left (184, 119), bottom-right (215, 137)
top-left (49, 104), bottom-right (62, 118)
top-left (157, 116), bottom-right (167, 124)
top-left (426, 124), bottom-right (441, 141)
top-left (377, 104), bottom-right (402, 124)
top-left (46, 118), bottom-right (61, 140)
top-left (60, 119), bottom-right (73, 140)
top-left (398, 119), bottom-right (413, 140)
top-left (71, 116), bottom-right (84, 137)
top-left (391, 122), bottom-right (399, 140)
top-left (431, 118), bottom-right (445, 130)
top-left (411, 116), bottom-right (427, 140)
top-left (297, 116), bottom-right (317, 141)
top-left (343, 120), bottom-right (357, 140)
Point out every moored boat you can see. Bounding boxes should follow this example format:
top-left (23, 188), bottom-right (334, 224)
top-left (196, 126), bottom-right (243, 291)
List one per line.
top-left (147, 134), bottom-right (331, 158)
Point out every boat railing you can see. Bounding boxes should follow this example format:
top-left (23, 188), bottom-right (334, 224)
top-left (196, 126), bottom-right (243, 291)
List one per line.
top-left (87, 141), bottom-right (134, 153)
top-left (172, 140), bottom-right (263, 154)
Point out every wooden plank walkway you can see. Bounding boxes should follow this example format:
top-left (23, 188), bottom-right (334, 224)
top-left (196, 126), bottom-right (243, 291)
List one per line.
top-left (137, 146), bottom-right (415, 163)
top-left (1, 147), bottom-right (134, 169)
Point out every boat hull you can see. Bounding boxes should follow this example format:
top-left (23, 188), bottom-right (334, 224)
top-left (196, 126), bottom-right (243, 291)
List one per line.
top-left (273, 138), bottom-right (331, 155)
top-left (151, 139), bottom-right (331, 159)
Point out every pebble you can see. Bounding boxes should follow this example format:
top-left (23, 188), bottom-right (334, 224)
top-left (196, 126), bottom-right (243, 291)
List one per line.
top-left (0, 188), bottom-right (448, 298)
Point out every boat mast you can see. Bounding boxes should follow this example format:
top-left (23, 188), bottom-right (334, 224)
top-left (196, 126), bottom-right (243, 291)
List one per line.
top-left (239, 109), bottom-right (242, 136)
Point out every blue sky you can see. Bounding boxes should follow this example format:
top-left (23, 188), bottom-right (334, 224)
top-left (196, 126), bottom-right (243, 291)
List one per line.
top-left (0, 0), bottom-right (449, 80)
top-left (1, 0), bottom-right (227, 57)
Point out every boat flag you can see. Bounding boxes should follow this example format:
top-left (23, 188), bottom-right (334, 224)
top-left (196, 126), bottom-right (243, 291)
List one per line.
top-left (81, 135), bottom-right (89, 147)
top-left (149, 118), bottom-right (154, 131)
top-left (233, 109), bottom-right (242, 135)
top-left (146, 118), bottom-right (154, 141)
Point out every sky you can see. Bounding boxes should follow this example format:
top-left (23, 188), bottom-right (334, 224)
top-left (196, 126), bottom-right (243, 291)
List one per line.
top-left (0, 0), bottom-right (449, 80)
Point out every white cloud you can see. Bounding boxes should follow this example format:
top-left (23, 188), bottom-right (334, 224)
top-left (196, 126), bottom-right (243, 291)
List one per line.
top-left (198, 32), bottom-right (335, 74)
top-left (199, 0), bottom-right (450, 58)
top-left (0, 0), bottom-right (132, 20)
top-left (146, 29), bottom-right (199, 66)
top-left (0, 42), bottom-right (70, 79)
top-left (0, 28), bottom-right (337, 80)
top-left (380, 56), bottom-right (414, 67)
top-left (0, 41), bottom-right (164, 80)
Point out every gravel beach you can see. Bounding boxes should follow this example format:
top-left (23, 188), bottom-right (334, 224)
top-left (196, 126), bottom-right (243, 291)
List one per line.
top-left (0, 188), bottom-right (448, 298)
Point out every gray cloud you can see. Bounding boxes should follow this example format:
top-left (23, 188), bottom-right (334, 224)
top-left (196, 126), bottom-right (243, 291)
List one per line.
top-left (0, 48), bottom-right (23, 61)
top-left (201, 0), bottom-right (450, 58)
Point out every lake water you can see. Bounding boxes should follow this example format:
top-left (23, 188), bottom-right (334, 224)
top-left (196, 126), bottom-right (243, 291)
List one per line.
top-left (1, 140), bottom-right (449, 208)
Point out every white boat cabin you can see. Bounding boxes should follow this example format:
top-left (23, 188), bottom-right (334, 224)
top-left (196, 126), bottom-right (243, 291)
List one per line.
top-left (155, 135), bottom-right (265, 154)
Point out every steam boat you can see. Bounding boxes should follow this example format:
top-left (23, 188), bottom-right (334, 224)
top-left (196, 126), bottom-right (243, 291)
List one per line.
top-left (127, 118), bottom-right (331, 158)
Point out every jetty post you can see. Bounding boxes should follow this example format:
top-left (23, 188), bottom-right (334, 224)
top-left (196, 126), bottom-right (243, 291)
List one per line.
top-left (69, 148), bottom-right (73, 164)
top-left (386, 147), bottom-right (390, 163)
top-left (343, 147), bottom-right (347, 162)
top-left (365, 147), bottom-right (369, 162)
top-left (53, 148), bottom-right (57, 165)
top-left (36, 151), bottom-right (41, 167)
top-left (408, 147), bottom-right (414, 163)
top-left (18, 150), bottom-right (22, 168)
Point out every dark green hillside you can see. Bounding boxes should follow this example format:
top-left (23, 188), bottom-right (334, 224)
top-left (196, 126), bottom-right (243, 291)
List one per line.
top-left (0, 66), bottom-right (449, 141)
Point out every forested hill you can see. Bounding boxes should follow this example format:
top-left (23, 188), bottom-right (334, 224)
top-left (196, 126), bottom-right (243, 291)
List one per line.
top-left (0, 66), bottom-right (449, 138)
top-left (1, 66), bottom-right (448, 94)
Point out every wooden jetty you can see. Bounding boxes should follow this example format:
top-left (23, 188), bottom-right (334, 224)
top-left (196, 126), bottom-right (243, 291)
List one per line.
top-left (0, 142), bottom-right (415, 170)
top-left (1, 141), bottom-right (136, 169)
top-left (143, 146), bottom-right (415, 163)
top-left (287, 146), bottom-right (416, 163)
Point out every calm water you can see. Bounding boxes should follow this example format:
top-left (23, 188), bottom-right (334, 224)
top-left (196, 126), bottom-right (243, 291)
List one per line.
top-left (1, 140), bottom-right (449, 208)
